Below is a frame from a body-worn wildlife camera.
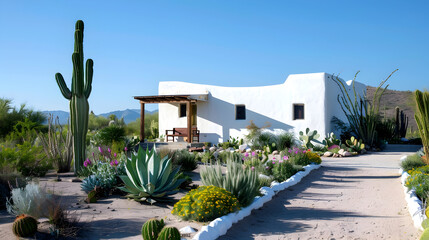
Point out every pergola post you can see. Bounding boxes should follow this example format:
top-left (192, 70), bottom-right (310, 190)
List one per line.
top-left (140, 101), bottom-right (145, 142)
top-left (186, 101), bottom-right (191, 143)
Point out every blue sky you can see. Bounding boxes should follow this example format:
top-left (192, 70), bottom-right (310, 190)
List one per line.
top-left (0, 1), bottom-right (428, 114)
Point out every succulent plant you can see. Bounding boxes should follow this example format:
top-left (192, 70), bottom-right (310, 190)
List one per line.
top-left (55, 20), bottom-right (94, 174)
top-left (81, 175), bottom-right (101, 193)
top-left (341, 136), bottom-right (365, 153)
top-left (141, 218), bottom-right (165, 240)
top-left (415, 90), bottom-right (429, 164)
top-left (322, 132), bottom-right (341, 147)
top-left (299, 128), bottom-right (320, 149)
top-left (118, 146), bottom-right (185, 204)
top-left (86, 190), bottom-right (97, 203)
top-left (12, 214), bottom-right (38, 237)
top-left (157, 226), bottom-right (181, 240)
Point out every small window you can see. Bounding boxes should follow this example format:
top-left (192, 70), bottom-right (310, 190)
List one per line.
top-left (293, 104), bottom-right (304, 120)
top-left (179, 103), bottom-right (187, 118)
top-left (235, 105), bottom-right (246, 120)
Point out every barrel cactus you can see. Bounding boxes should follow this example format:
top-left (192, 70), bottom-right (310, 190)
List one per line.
top-left (55, 20), bottom-right (94, 174)
top-left (12, 214), bottom-right (38, 237)
top-left (157, 226), bottom-right (181, 240)
top-left (141, 218), bottom-right (165, 240)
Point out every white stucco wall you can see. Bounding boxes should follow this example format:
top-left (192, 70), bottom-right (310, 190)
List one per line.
top-left (158, 72), bottom-right (365, 144)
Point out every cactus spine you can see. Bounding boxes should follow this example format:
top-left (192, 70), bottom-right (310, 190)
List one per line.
top-left (141, 218), bottom-right (165, 240)
top-left (55, 20), bottom-right (93, 174)
top-left (157, 226), bottom-right (181, 240)
top-left (12, 214), bottom-right (38, 237)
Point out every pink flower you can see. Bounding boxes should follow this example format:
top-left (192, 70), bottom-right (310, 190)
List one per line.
top-left (98, 147), bottom-right (103, 153)
top-left (303, 150), bottom-right (307, 153)
top-left (283, 156), bottom-right (288, 160)
top-left (251, 166), bottom-right (255, 171)
top-left (279, 160), bottom-right (283, 163)
top-left (272, 161), bottom-right (276, 164)
top-left (252, 152), bottom-right (256, 156)
top-left (92, 152), bottom-right (95, 157)
top-left (288, 149), bottom-right (292, 153)
top-left (110, 159), bottom-right (119, 166)
top-left (84, 158), bottom-right (91, 167)
top-left (114, 153), bottom-right (117, 158)
top-left (245, 152), bottom-right (249, 157)
top-left (273, 157), bottom-right (276, 160)
top-left (124, 147), bottom-right (128, 151)
top-left (265, 166), bottom-right (270, 169)
top-left (108, 148), bottom-right (111, 153)
top-left (295, 150), bottom-right (299, 154)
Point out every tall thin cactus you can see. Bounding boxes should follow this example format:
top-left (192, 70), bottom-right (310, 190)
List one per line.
top-left (415, 90), bottom-right (429, 164)
top-left (55, 20), bottom-right (93, 174)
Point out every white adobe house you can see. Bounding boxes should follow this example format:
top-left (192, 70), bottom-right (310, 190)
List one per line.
top-left (134, 72), bottom-right (366, 144)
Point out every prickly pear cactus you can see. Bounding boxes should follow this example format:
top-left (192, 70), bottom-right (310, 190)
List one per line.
top-left (55, 20), bottom-right (93, 174)
top-left (299, 128), bottom-right (320, 149)
top-left (344, 136), bottom-right (365, 153)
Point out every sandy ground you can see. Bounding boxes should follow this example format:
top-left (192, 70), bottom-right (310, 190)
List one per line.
top-left (219, 145), bottom-right (422, 240)
top-left (0, 145), bottom-right (422, 240)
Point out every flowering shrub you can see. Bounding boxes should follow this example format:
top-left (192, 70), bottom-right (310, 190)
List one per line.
top-left (305, 152), bottom-right (322, 164)
top-left (405, 166), bottom-right (429, 201)
top-left (171, 186), bottom-right (240, 222)
top-left (271, 159), bottom-right (299, 182)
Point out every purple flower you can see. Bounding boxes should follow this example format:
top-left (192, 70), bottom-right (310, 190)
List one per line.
top-left (303, 150), bottom-right (307, 153)
top-left (242, 158), bottom-right (245, 161)
top-left (92, 152), bottom-right (95, 157)
top-left (84, 158), bottom-right (91, 167)
top-left (110, 159), bottom-right (119, 167)
top-left (124, 147), bottom-right (128, 152)
top-left (114, 153), bottom-right (117, 158)
top-left (245, 152), bottom-right (249, 157)
top-left (272, 161), bottom-right (276, 164)
top-left (252, 152), bottom-right (256, 156)
top-left (295, 150), bottom-right (299, 154)
top-left (251, 166), bottom-right (255, 171)
top-left (283, 156), bottom-right (288, 160)
top-left (98, 147), bottom-right (103, 153)
top-left (288, 149), bottom-right (292, 153)
top-left (108, 148), bottom-right (111, 153)
top-left (279, 160), bottom-right (283, 163)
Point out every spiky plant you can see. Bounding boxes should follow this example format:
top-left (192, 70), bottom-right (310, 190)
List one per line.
top-left (55, 20), bottom-right (93, 174)
top-left (415, 90), bottom-right (429, 164)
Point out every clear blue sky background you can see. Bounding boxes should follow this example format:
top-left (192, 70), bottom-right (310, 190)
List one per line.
top-left (0, 0), bottom-right (428, 114)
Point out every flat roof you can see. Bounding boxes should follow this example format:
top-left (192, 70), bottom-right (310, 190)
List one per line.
top-left (134, 94), bottom-right (208, 103)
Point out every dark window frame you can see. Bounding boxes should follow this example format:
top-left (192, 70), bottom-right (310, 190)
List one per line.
top-left (235, 104), bottom-right (246, 120)
top-left (179, 103), bottom-right (187, 118)
top-left (293, 104), bottom-right (304, 120)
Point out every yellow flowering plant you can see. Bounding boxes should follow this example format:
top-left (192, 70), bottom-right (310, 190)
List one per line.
top-left (171, 186), bottom-right (240, 222)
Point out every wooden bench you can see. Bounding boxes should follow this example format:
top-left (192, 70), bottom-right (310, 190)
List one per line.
top-left (166, 127), bottom-right (200, 142)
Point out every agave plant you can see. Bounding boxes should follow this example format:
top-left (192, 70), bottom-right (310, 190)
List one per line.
top-left (118, 146), bottom-right (184, 204)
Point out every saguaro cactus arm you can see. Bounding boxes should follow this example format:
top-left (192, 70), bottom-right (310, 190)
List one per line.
top-left (55, 73), bottom-right (72, 100)
top-left (84, 59), bottom-right (93, 98)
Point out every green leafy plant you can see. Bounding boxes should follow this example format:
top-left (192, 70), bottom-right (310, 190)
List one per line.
top-left (81, 175), bottom-right (101, 193)
top-left (405, 166), bottom-right (429, 201)
top-left (332, 70), bottom-right (397, 149)
top-left (141, 218), bottom-right (165, 240)
top-left (118, 146), bottom-right (184, 204)
top-left (298, 128), bottom-right (320, 149)
top-left (322, 132), bottom-right (341, 148)
top-left (415, 90), bottom-right (429, 164)
top-left (55, 20), bottom-right (94, 174)
top-left (171, 185), bottom-right (240, 222)
top-left (270, 160), bottom-right (299, 182)
top-left (171, 149), bottom-right (197, 172)
top-left (92, 125), bottom-right (126, 147)
top-left (12, 214), bottom-right (38, 238)
top-left (200, 160), bottom-right (260, 207)
top-left (276, 132), bottom-right (295, 151)
top-left (401, 154), bottom-right (426, 172)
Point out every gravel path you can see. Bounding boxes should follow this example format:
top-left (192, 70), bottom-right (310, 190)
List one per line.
top-left (219, 145), bottom-right (422, 240)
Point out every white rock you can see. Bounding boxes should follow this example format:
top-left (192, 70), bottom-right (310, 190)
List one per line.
top-left (180, 226), bottom-right (197, 234)
top-left (209, 146), bottom-right (216, 152)
top-left (338, 149), bottom-right (345, 155)
top-left (239, 144), bottom-right (248, 152)
top-left (342, 151), bottom-right (352, 157)
top-left (323, 152), bottom-right (333, 157)
top-left (218, 150), bottom-right (225, 153)
top-left (272, 150), bottom-right (279, 155)
top-left (246, 148), bottom-right (252, 153)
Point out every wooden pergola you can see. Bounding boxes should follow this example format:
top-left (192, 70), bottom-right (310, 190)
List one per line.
top-left (133, 94), bottom-right (207, 143)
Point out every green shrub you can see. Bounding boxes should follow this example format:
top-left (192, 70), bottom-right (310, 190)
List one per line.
top-left (92, 125), bottom-right (126, 147)
top-left (171, 185), bottom-right (240, 222)
top-left (172, 149), bottom-right (197, 172)
top-left (200, 160), bottom-right (260, 207)
top-left (405, 172), bottom-right (429, 201)
top-left (201, 151), bottom-right (215, 164)
top-left (415, 90), bottom-right (429, 164)
top-left (270, 160), bottom-right (299, 182)
top-left (401, 154), bottom-right (426, 172)
top-left (276, 132), bottom-right (295, 151)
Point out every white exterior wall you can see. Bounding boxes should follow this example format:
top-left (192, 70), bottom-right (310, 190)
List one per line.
top-left (158, 72), bottom-right (365, 144)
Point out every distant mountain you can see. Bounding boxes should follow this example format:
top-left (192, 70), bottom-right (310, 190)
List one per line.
top-left (43, 109), bottom-right (158, 125)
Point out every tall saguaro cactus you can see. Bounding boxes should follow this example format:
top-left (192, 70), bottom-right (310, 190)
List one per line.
top-left (55, 20), bottom-right (93, 174)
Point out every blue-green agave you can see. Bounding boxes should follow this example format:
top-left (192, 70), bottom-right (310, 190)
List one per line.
top-left (118, 146), bottom-right (184, 204)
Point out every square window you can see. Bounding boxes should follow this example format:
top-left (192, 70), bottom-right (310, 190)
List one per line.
top-left (236, 105), bottom-right (246, 120)
top-left (179, 103), bottom-right (187, 118)
top-left (293, 104), bottom-right (304, 120)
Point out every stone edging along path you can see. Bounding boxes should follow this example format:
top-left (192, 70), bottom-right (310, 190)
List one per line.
top-left (399, 155), bottom-right (426, 230)
top-left (191, 163), bottom-right (321, 240)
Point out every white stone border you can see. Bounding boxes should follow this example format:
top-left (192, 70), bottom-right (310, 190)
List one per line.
top-left (399, 155), bottom-right (426, 230)
top-left (192, 163), bottom-right (321, 240)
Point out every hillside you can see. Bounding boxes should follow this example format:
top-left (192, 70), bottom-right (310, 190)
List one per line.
top-left (366, 86), bottom-right (417, 132)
